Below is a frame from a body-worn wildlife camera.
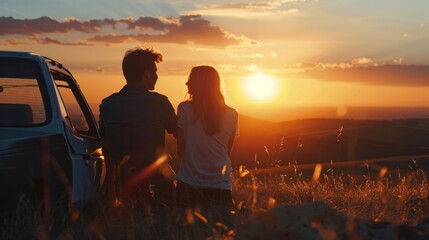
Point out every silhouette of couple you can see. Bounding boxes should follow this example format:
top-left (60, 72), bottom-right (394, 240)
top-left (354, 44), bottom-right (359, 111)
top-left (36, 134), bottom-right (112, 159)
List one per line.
top-left (99, 47), bottom-right (238, 233)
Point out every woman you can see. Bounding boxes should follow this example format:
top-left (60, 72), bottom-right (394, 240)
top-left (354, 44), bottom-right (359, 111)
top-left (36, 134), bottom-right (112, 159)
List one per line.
top-left (176, 65), bottom-right (238, 230)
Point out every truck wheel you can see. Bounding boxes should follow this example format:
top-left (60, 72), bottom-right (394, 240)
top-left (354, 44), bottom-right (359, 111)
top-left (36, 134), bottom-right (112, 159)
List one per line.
top-left (0, 190), bottom-right (37, 239)
top-left (4, 187), bottom-right (70, 239)
top-left (15, 191), bottom-right (36, 227)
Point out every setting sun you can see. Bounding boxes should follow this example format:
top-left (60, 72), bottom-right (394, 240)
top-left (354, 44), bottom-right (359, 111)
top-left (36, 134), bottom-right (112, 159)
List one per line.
top-left (243, 73), bottom-right (279, 101)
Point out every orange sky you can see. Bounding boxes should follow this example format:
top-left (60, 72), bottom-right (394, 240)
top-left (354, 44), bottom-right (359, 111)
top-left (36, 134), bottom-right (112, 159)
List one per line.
top-left (2, 1), bottom-right (429, 121)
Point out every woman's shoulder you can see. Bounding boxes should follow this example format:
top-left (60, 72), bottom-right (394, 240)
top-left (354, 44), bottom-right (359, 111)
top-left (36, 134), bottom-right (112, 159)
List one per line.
top-left (178, 101), bottom-right (191, 107)
top-left (224, 106), bottom-right (238, 120)
top-left (178, 101), bottom-right (192, 111)
top-left (225, 105), bottom-right (238, 115)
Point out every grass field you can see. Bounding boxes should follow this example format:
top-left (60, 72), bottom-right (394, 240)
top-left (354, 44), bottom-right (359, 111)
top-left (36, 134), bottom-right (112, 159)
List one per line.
top-left (234, 165), bottom-right (429, 225)
top-left (2, 161), bottom-right (429, 239)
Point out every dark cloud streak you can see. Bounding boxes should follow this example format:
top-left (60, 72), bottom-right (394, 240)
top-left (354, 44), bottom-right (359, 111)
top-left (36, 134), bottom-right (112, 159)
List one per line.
top-left (31, 37), bottom-right (93, 46)
top-left (0, 15), bottom-right (252, 47)
top-left (127, 17), bottom-right (167, 30)
top-left (0, 16), bottom-right (113, 35)
top-left (0, 36), bottom-right (92, 46)
top-left (298, 65), bottom-right (429, 86)
top-left (89, 15), bottom-right (248, 47)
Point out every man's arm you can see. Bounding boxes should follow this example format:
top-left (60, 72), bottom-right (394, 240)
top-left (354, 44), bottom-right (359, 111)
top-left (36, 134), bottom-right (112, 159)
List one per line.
top-left (98, 119), bottom-right (106, 139)
top-left (164, 97), bottom-right (177, 138)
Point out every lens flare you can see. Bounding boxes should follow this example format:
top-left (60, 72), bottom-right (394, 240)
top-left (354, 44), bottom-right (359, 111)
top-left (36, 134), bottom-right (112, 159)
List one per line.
top-left (243, 72), bottom-right (279, 101)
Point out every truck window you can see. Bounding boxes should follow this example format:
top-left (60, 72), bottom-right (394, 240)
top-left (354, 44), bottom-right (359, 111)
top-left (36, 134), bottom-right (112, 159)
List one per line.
top-left (0, 58), bottom-right (47, 126)
top-left (52, 71), bottom-right (98, 139)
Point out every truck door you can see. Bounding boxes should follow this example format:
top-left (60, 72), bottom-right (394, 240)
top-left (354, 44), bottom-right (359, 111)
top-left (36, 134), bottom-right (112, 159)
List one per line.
top-left (51, 70), bottom-right (105, 203)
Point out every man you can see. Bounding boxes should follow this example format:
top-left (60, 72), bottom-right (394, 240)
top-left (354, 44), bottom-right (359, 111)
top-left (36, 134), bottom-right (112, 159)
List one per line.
top-left (99, 47), bottom-right (176, 207)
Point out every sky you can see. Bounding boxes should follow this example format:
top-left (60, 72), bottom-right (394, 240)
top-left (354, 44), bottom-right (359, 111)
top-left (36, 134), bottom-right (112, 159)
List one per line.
top-left (1, 0), bottom-right (429, 121)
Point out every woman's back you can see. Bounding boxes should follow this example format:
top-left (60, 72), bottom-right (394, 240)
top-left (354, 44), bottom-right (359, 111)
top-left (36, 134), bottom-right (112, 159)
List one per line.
top-left (176, 101), bottom-right (238, 190)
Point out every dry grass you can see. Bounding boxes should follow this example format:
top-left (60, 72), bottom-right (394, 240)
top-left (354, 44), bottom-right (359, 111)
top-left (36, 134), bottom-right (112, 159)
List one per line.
top-left (2, 164), bottom-right (429, 239)
top-left (233, 165), bottom-right (429, 226)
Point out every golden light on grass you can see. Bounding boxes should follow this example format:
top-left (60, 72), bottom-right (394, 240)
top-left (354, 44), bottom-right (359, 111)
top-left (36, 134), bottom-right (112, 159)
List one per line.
top-left (268, 197), bottom-right (277, 208)
top-left (194, 211), bottom-right (208, 224)
top-left (313, 163), bottom-right (322, 182)
top-left (379, 167), bottom-right (388, 179)
top-left (125, 154), bottom-right (168, 192)
top-left (243, 72), bottom-right (279, 101)
top-left (113, 198), bottom-right (124, 208)
top-left (252, 177), bottom-right (258, 208)
top-left (237, 201), bottom-right (245, 210)
top-left (239, 165), bottom-right (250, 177)
top-left (186, 208), bottom-right (194, 224)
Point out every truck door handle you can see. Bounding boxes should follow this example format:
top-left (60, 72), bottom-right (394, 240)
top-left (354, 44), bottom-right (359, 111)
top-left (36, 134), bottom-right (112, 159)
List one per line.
top-left (82, 154), bottom-right (91, 166)
top-left (81, 148), bottom-right (103, 166)
top-left (82, 154), bottom-right (104, 166)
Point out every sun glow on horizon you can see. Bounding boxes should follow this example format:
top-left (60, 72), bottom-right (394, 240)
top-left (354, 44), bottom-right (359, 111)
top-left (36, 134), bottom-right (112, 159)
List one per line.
top-left (243, 72), bottom-right (280, 102)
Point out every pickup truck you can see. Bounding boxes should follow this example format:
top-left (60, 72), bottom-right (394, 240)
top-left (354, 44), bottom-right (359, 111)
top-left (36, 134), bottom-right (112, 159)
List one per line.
top-left (0, 51), bottom-right (105, 224)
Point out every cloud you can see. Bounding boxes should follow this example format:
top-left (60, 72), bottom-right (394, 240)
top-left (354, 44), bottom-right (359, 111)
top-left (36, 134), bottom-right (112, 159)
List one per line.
top-left (0, 36), bottom-right (92, 46)
top-left (284, 60), bottom-right (429, 86)
top-left (31, 37), bottom-right (93, 46)
top-left (303, 64), bottom-right (429, 86)
top-left (0, 15), bottom-right (253, 47)
top-left (351, 57), bottom-right (373, 65)
top-left (215, 58), bottom-right (429, 87)
top-left (188, 8), bottom-right (300, 17)
top-left (126, 17), bottom-right (167, 31)
top-left (89, 15), bottom-right (256, 47)
top-left (0, 16), bottom-right (114, 35)
top-left (228, 52), bottom-right (264, 58)
top-left (218, 0), bottom-right (305, 10)
top-left (186, 0), bottom-right (306, 17)
top-left (0, 38), bottom-right (25, 45)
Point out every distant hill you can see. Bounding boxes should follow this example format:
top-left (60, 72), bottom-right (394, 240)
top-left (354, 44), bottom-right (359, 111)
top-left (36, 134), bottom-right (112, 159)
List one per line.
top-left (230, 115), bottom-right (429, 170)
top-left (94, 110), bottom-right (429, 173)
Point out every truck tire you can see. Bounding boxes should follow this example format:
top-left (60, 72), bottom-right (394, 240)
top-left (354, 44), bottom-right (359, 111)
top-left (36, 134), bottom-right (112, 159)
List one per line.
top-left (1, 184), bottom-right (38, 239)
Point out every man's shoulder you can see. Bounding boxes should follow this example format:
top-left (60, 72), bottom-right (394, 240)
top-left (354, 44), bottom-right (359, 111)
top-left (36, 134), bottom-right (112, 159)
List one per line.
top-left (148, 92), bottom-right (174, 106)
top-left (101, 91), bottom-right (169, 103)
top-left (100, 92), bottom-right (120, 106)
top-left (148, 91), bottom-right (168, 99)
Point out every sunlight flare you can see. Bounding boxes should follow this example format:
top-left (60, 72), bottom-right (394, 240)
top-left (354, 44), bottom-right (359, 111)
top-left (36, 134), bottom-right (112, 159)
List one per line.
top-left (268, 197), bottom-right (277, 209)
top-left (313, 163), bottom-right (322, 182)
top-left (124, 154), bottom-right (168, 193)
top-left (379, 167), bottom-right (388, 179)
top-left (243, 72), bottom-right (279, 101)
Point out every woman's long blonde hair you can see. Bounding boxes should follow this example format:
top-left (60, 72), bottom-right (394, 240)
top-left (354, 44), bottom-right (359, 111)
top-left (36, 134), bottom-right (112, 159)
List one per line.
top-left (187, 65), bottom-right (229, 134)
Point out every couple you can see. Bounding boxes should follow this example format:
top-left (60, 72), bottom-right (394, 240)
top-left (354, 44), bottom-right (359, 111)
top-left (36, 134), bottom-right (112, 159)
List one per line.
top-left (99, 47), bottom-right (238, 228)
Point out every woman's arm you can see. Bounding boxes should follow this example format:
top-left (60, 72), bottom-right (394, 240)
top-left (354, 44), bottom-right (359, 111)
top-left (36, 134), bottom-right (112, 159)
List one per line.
top-left (227, 136), bottom-right (235, 157)
top-left (177, 127), bottom-right (185, 157)
top-left (228, 110), bottom-right (239, 156)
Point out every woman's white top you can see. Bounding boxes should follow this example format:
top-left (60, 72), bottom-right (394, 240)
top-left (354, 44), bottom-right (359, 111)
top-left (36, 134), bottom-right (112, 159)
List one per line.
top-left (176, 101), bottom-right (238, 190)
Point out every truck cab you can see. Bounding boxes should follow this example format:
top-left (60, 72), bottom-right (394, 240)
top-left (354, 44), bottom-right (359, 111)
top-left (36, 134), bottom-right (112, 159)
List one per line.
top-left (0, 51), bottom-right (105, 222)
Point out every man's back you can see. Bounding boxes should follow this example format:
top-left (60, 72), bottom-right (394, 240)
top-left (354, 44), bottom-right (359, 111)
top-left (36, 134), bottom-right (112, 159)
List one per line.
top-left (99, 47), bottom-right (176, 207)
top-left (99, 84), bottom-right (176, 166)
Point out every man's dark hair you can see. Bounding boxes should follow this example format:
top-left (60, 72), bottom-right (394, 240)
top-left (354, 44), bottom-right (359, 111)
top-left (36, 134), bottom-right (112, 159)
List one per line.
top-left (122, 47), bottom-right (163, 84)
